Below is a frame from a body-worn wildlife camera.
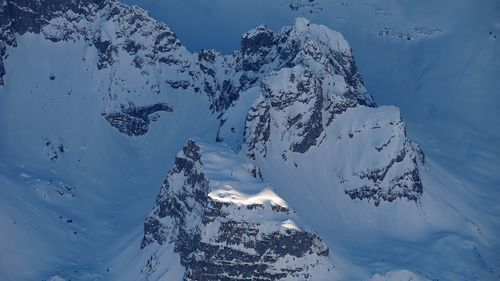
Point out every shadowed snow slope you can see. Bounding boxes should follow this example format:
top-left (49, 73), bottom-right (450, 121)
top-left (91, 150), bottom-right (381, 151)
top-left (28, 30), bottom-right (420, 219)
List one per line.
top-left (0, 0), bottom-right (498, 280)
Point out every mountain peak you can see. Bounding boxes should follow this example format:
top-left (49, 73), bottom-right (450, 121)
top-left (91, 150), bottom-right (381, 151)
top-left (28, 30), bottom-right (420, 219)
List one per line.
top-left (140, 141), bottom-right (333, 280)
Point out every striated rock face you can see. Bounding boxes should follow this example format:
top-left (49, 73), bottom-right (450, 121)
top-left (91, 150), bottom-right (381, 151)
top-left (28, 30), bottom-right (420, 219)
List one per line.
top-left (215, 18), bottom-right (376, 152)
top-left (0, 0), bottom-right (192, 124)
top-left (345, 138), bottom-right (423, 206)
top-left (241, 18), bottom-right (376, 157)
top-left (240, 25), bottom-right (275, 72)
top-left (141, 140), bottom-right (333, 280)
top-left (0, 0), bottom-right (106, 85)
top-left (141, 139), bottom-right (208, 249)
top-left (0, 0), bottom-right (182, 71)
top-left (197, 17), bottom-right (375, 118)
top-left (245, 66), bottom-right (361, 157)
top-left (245, 82), bottom-right (424, 205)
top-left (240, 19), bottom-right (424, 205)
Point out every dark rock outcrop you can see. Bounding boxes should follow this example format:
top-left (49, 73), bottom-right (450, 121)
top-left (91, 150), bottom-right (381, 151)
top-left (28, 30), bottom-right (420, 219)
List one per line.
top-left (103, 102), bottom-right (172, 136)
top-left (345, 139), bottom-right (424, 206)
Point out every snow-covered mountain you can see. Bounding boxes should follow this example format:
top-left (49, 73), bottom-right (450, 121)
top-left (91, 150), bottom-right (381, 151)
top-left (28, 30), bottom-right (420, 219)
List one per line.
top-left (138, 140), bottom-right (333, 280)
top-left (0, 0), bottom-right (498, 281)
top-left (122, 0), bottom-right (500, 234)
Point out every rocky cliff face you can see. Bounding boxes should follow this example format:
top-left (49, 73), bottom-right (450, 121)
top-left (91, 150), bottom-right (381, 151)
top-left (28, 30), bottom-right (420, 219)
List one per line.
top-left (141, 140), bottom-right (333, 280)
top-left (244, 83), bottom-right (424, 206)
top-left (0, 0), bottom-right (192, 136)
top-left (238, 19), bottom-right (423, 206)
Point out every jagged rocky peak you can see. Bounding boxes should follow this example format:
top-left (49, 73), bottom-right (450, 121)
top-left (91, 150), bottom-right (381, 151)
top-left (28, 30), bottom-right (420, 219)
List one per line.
top-left (0, 0), bottom-right (190, 138)
top-left (238, 19), bottom-right (424, 205)
top-left (273, 17), bottom-right (375, 106)
top-left (141, 140), bottom-right (333, 280)
top-left (0, 0), bottom-right (186, 86)
top-left (245, 88), bottom-right (425, 205)
top-left (0, 0), bottom-right (106, 35)
top-left (337, 107), bottom-right (425, 206)
top-left (216, 18), bottom-right (375, 147)
top-left (242, 27), bottom-right (375, 156)
top-left (235, 17), bottom-right (376, 100)
top-left (241, 25), bottom-right (274, 51)
top-left (141, 139), bottom-right (207, 249)
top-left (244, 60), bottom-right (371, 157)
top-left (240, 25), bottom-right (274, 72)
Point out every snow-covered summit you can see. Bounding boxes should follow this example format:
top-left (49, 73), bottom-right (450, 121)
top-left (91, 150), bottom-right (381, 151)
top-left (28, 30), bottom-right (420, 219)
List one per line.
top-left (139, 139), bottom-right (334, 280)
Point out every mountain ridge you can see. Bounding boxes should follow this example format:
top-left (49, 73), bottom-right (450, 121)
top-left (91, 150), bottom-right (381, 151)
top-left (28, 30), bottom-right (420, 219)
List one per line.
top-left (0, 0), bottom-right (497, 280)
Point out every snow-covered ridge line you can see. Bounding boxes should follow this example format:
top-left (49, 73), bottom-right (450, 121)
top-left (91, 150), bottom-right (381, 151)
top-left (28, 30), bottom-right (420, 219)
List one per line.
top-left (0, 0), bottom-right (425, 206)
top-left (0, 0), bottom-right (182, 87)
top-left (140, 139), bottom-right (333, 280)
top-left (1, 0), bottom-right (373, 114)
top-left (1, 0), bottom-right (380, 159)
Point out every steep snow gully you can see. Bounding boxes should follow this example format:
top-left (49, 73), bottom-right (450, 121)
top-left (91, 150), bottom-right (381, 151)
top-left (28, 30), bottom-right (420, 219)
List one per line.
top-left (0, 0), bottom-right (498, 281)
